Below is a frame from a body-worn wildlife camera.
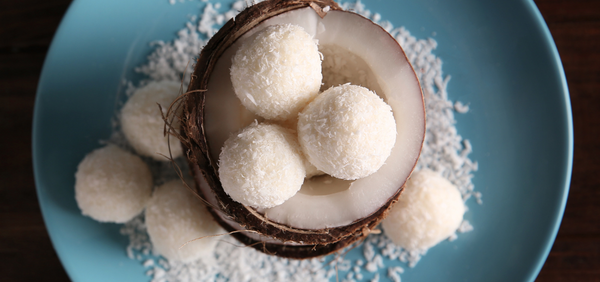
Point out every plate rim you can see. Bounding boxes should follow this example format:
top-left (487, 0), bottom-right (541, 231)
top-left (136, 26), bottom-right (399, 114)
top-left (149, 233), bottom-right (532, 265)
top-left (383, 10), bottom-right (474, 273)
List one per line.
top-left (32, 0), bottom-right (575, 281)
top-left (521, 0), bottom-right (573, 281)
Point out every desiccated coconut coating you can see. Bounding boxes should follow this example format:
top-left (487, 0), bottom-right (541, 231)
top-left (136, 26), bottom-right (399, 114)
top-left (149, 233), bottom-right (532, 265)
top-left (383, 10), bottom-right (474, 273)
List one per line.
top-left (121, 80), bottom-right (183, 161)
top-left (75, 144), bottom-right (152, 223)
top-left (218, 122), bottom-right (306, 209)
top-left (146, 180), bottom-right (222, 263)
top-left (297, 84), bottom-right (397, 180)
top-left (381, 169), bottom-right (465, 251)
top-left (230, 24), bottom-right (322, 121)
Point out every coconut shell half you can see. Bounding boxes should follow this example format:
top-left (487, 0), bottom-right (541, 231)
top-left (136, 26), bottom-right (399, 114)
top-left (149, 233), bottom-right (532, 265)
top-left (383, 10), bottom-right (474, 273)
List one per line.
top-left (179, 0), bottom-right (425, 258)
top-left (190, 161), bottom-right (370, 258)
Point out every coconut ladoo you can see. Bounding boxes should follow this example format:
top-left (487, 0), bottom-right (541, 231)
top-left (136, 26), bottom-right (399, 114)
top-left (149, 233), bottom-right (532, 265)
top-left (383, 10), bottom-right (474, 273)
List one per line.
top-left (218, 122), bottom-right (306, 209)
top-left (381, 169), bottom-right (466, 252)
top-left (297, 84), bottom-right (397, 180)
top-left (230, 23), bottom-right (322, 121)
top-left (177, 0), bottom-right (425, 258)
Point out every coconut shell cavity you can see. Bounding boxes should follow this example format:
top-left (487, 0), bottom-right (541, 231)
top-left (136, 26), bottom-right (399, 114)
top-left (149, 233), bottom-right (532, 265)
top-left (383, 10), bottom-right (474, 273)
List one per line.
top-left (74, 144), bottom-right (152, 223)
top-left (298, 84), bottom-right (397, 180)
top-left (230, 23), bottom-right (322, 121)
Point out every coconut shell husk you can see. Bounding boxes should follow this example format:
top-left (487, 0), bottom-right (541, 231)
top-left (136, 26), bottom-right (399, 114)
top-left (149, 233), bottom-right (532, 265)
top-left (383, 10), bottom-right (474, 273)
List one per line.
top-left (179, 0), bottom-right (417, 258)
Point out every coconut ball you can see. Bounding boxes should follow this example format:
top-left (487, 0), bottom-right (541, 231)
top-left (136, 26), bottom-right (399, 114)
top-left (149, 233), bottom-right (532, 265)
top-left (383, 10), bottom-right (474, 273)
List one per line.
top-left (297, 84), bottom-right (396, 180)
top-left (146, 180), bottom-right (222, 263)
top-left (75, 144), bottom-right (152, 223)
top-left (230, 23), bottom-right (322, 121)
top-left (218, 122), bottom-right (306, 208)
top-left (121, 80), bottom-right (183, 161)
top-left (382, 169), bottom-right (465, 251)
top-left (304, 158), bottom-right (324, 179)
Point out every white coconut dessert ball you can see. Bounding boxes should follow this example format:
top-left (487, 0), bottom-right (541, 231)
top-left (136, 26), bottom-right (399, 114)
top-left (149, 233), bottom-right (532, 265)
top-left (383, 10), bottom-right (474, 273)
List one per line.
top-left (146, 179), bottom-right (223, 263)
top-left (230, 23), bottom-right (322, 121)
top-left (75, 144), bottom-right (153, 223)
top-left (218, 122), bottom-right (306, 209)
top-left (297, 84), bottom-right (397, 180)
top-left (382, 169), bottom-right (465, 251)
top-left (121, 80), bottom-right (183, 161)
top-left (304, 158), bottom-right (324, 179)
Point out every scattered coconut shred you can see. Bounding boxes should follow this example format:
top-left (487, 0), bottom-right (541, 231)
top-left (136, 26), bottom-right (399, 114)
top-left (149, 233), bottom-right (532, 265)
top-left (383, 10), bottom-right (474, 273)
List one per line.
top-left (119, 1), bottom-right (480, 281)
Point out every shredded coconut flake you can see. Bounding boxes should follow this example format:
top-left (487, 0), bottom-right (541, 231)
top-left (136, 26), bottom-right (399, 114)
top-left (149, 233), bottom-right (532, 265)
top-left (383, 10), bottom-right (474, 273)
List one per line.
top-left (458, 220), bottom-right (474, 233)
top-left (454, 101), bottom-right (470, 113)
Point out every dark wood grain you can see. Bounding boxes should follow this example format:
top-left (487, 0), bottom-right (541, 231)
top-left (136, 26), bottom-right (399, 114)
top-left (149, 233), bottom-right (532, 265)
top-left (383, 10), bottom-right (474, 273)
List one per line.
top-left (0, 0), bottom-right (597, 281)
top-left (0, 0), bottom-right (73, 281)
top-left (535, 0), bottom-right (600, 281)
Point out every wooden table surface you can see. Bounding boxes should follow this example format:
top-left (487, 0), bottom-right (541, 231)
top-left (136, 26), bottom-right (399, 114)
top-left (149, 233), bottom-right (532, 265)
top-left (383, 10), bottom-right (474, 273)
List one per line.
top-left (1, 0), bottom-right (598, 281)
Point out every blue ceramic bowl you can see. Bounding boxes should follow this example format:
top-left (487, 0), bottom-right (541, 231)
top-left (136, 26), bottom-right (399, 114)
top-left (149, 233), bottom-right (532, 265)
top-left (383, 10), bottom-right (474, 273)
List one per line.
top-left (33, 0), bottom-right (573, 281)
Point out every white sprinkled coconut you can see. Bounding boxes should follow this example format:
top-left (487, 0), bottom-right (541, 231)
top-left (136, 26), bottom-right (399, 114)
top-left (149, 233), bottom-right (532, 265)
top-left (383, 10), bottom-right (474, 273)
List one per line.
top-left (297, 84), bottom-right (396, 180)
top-left (121, 80), bottom-right (183, 161)
top-left (218, 122), bottom-right (306, 208)
top-left (75, 144), bottom-right (152, 223)
top-left (230, 23), bottom-right (322, 121)
top-left (145, 179), bottom-right (222, 263)
top-left (382, 168), bottom-right (465, 251)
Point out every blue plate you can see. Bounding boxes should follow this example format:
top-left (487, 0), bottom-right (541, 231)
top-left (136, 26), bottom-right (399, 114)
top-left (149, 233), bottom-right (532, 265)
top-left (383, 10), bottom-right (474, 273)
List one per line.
top-left (33, 0), bottom-right (573, 281)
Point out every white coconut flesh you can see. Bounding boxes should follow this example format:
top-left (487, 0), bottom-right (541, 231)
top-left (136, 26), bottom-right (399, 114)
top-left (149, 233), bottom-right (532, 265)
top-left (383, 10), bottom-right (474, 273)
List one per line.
top-left (204, 7), bottom-right (425, 230)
